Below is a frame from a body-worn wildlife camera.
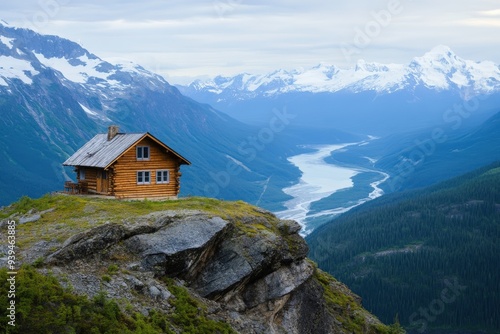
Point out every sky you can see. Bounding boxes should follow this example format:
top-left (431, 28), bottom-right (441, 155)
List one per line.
top-left (2, 0), bottom-right (500, 84)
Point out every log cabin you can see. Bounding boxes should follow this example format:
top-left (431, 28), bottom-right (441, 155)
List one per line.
top-left (63, 126), bottom-right (191, 199)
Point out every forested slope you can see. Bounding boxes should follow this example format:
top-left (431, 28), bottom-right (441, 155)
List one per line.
top-left (307, 162), bottom-right (500, 333)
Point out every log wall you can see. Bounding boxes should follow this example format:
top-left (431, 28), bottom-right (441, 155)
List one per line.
top-left (111, 137), bottom-right (182, 198)
top-left (77, 167), bottom-right (98, 193)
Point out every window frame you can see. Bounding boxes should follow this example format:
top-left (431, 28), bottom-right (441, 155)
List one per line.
top-left (136, 146), bottom-right (150, 161)
top-left (79, 168), bottom-right (86, 180)
top-left (137, 170), bottom-right (151, 185)
top-left (156, 170), bottom-right (170, 184)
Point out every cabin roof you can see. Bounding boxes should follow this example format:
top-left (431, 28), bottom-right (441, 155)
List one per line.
top-left (63, 132), bottom-right (191, 169)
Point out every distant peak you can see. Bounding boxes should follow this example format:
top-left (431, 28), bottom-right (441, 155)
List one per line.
top-left (413, 45), bottom-right (464, 69)
top-left (269, 68), bottom-right (290, 75)
top-left (181, 45), bottom-right (499, 97)
top-left (313, 62), bottom-right (333, 69)
top-left (355, 59), bottom-right (367, 70)
top-left (424, 45), bottom-right (456, 58)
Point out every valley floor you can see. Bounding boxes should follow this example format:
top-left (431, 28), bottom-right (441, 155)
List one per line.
top-left (275, 143), bottom-right (389, 235)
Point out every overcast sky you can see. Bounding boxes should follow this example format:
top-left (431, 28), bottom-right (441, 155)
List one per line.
top-left (2, 1), bottom-right (499, 84)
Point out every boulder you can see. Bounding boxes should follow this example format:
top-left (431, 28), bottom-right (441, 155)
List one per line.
top-left (46, 223), bottom-right (126, 264)
top-left (242, 260), bottom-right (314, 309)
top-left (125, 216), bottom-right (229, 277)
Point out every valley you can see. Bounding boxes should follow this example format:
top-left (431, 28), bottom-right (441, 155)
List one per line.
top-left (307, 162), bottom-right (500, 333)
top-left (275, 142), bottom-right (389, 235)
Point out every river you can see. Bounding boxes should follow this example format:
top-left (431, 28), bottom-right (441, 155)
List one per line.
top-left (275, 143), bottom-right (389, 235)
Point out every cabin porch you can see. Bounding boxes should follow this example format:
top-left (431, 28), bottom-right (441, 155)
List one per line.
top-left (63, 180), bottom-right (89, 194)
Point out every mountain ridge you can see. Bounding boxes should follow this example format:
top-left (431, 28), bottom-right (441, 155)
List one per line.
top-left (0, 22), bottom-right (301, 208)
top-left (179, 45), bottom-right (500, 100)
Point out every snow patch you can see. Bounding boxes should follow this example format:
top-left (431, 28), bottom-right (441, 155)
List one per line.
top-left (225, 155), bottom-right (251, 172)
top-left (0, 56), bottom-right (39, 85)
top-left (0, 36), bottom-right (14, 49)
top-left (78, 103), bottom-right (111, 122)
top-left (78, 103), bottom-right (98, 116)
top-left (34, 52), bottom-right (122, 87)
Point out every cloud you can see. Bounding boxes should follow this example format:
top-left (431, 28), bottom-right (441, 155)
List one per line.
top-left (2, 0), bottom-right (499, 83)
top-left (477, 8), bottom-right (500, 16)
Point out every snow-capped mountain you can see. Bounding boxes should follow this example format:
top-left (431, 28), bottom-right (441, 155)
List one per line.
top-left (0, 23), bottom-right (173, 122)
top-left (0, 22), bottom-right (299, 207)
top-left (180, 45), bottom-right (500, 100)
top-left (177, 46), bottom-right (500, 135)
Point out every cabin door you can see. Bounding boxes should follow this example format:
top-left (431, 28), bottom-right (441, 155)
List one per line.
top-left (97, 170), bottom-right (109, 194)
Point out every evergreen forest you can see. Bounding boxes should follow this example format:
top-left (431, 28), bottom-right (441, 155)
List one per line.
top-left (307, 162), bottom-right (500, 333)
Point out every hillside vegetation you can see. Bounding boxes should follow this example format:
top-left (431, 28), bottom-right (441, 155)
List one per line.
top-left (307, 162), bottom-right (500, 333)
top-left (0, 195), bottom-right (402, 333)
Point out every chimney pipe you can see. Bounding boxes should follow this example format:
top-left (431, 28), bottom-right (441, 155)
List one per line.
top-left (107, 125), bottom-right (119, 141)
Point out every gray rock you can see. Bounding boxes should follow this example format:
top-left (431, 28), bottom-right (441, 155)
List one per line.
top-left (65, 273), bottom-right (102, 299)
top-left (161, 288), bottom-right (172, 300)
top-left (277, 219), bottom-right (302, 235)
top-left (19, 214), bottom-right (41, 224)
top-left (22, 203), bottom-right (389, 334)
top-left (148, 286), bottom-right (161, 298)
top-left (282, 233), bottom-right (309, 264)
top-left (147, 284), bottom-right (172, 300)
top-left (47, 223), bottom-right (126, 263)
top-left (126, 262), bottom-right (141, 271)
top-left (125, 274), bottom-right (145, 292)
top-left (243, 260), bottom-right (314, 309)
top-left (193, 248), bottom-right (253, 298)
top-left (18, 208), bottom-right (55, 224)
top-left (125, 216), bottom-right (229, 277)
top-left (46, 211), bottom-right (207, 264)
top-left (192, 230), bottom-right (285, 299)
top-left (275, 276), bottom-right (338, 334)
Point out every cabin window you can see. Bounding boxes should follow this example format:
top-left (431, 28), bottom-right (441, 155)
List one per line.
top-left (156, 170), bottom-right (170, 184)
top-left (79, 168), bottom-right (86, 180)
top-left (136, 146), bottom-right (150, 161)
top-left (137, 171), bottom-right (151, 185)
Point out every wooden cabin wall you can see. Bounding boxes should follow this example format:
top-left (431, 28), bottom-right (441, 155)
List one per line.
top-left (112, 137), bottom-right (182, 198)
top-left (77, 167), bottom-right (98, 193)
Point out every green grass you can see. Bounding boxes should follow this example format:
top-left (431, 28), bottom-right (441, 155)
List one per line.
top-left (0, 193), bottom-right (404, 334)
top-left (107, 264), bottom-right (120, 275)
top-left (163, 278), bottom-right (236, 334)
top-left (314, 268), bottom-right (404, 334)
top-left (0, 266), bottom-right (237, 334)
top-left (0, 266), bottom-right (172, 333)
top-left (0, 193), bottom-right (254, 334)
top-left (1, 194), bottom-right (284, 251)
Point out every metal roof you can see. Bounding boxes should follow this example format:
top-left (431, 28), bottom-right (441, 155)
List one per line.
top-left (63, 133), bottom-right (146, 168)
top-left (63, 132), bottom-right (191, 168)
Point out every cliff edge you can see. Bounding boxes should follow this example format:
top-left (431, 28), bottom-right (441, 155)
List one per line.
top-left (0, 195), bottom-right (401, 333)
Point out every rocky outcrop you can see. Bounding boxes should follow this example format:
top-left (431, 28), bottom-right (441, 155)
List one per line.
top-left (4, 196), bottom-right (395, 334)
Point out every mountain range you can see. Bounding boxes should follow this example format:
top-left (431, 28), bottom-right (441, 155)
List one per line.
top-left (1, 19), bottom-right (500, 334)
top-left (178, 47), bottom-right (500, 135)
top-left (0, 22), bottom-right (303, 208)
top-left (181, 45), bottom-right (500, 98)
top-left (2, 21), bottom-right (500, 215)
